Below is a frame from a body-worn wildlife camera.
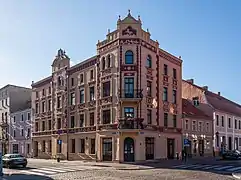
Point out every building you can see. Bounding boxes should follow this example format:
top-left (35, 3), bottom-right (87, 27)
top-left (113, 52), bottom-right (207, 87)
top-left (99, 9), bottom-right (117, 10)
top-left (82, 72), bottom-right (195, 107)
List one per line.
top-left (182, 98), bottom-right (213, 157)
top-left (9, 104), bottom-right (32, 157)
top-left (31, 11), bottom-right (183, 162)
top-left (0, 85), bottom-right (31, 154)
top-left (182, 79), bottom-right (241, 155)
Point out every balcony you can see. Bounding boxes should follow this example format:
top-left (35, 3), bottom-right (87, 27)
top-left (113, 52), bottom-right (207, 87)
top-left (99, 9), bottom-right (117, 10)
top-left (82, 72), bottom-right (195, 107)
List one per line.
top-left (0, 121), bottom-right (7, 127)
top-left (118, 89), bottom-right (143, 102)
top-left (118, 117), bottom-right (144, 130)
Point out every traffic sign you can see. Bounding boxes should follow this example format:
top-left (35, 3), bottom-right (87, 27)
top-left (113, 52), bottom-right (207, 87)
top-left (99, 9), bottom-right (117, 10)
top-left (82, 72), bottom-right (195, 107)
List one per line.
top-left (184, 139), bottom-right (189, 146)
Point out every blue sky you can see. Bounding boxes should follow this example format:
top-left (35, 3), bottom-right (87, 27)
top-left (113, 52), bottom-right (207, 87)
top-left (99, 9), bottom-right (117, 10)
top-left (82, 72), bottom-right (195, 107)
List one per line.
top-left (0, 1), bottom-right (240, 103)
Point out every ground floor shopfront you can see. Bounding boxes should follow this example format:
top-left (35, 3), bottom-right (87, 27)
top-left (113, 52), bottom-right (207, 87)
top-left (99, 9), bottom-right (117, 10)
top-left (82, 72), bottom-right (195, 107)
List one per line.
top-left (32, 130), bottom-right (182, 162)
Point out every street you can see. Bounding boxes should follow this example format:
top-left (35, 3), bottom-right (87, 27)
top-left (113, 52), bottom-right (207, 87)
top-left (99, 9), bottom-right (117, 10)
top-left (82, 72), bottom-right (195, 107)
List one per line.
top-left (1, 158), bottom-right (239, 180)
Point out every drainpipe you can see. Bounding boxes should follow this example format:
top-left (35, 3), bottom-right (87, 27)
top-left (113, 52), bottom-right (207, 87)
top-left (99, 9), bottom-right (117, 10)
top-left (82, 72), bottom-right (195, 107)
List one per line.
top-left (66, 73), bottom-right (69, 161)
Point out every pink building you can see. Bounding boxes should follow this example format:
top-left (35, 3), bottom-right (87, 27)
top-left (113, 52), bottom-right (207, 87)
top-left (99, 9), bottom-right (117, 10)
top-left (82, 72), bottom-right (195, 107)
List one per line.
top-left (32, 11), bottom-right (183, 162)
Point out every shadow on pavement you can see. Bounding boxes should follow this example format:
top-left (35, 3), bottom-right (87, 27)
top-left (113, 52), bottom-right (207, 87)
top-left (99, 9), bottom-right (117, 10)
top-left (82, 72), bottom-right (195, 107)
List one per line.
top-left (2, 174), bottom-right (53, 180)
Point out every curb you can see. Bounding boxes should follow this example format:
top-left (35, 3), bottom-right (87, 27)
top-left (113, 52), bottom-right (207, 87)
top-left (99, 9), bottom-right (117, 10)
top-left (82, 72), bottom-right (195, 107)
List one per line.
top-left (232, 173), bottom-right (241, 179)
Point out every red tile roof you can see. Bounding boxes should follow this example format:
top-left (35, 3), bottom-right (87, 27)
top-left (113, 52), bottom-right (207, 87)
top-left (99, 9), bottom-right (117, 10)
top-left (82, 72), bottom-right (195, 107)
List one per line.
top-left (182, 98), bottom-right (212, 119)
top-left (205, 91), bottom-right (241, 117)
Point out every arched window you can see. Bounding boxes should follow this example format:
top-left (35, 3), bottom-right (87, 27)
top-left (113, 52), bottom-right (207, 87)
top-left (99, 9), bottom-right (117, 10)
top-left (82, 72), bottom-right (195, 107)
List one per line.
top-left (146, 55), bottom-right (152, 68)
top-left (125, 50), bottom-right (134, 64)
top-left (102, 57), bottom-right (105, 70)
top-left (107, 55), bottom-right (111, 68)
top-left (57, 76), bottom-right (62, 86)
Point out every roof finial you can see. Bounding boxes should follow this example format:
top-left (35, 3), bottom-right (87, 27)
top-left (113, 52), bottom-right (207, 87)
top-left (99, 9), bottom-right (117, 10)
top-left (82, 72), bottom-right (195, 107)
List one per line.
top-left (147, 28), bottom-right (149, 32)
top-left (138, 15), bottom-right (141, 21)
top-left (128, 9), bottom-right (131, 16)
top-left (118, 15), bottom-right (121, 20)
top-left (108, 29), bottom-right (110, 34)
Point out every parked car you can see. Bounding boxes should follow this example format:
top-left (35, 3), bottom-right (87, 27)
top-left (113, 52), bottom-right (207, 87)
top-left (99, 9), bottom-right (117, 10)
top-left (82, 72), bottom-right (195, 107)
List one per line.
top-left (2, 154), bottom-right (27, 168)
top-left (222, 150), bottom-right (241, 160)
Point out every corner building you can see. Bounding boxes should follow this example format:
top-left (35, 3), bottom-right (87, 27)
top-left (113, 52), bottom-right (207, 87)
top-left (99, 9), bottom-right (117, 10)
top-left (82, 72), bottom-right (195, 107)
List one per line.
top-left (31, 12), bottom-right (183, 162)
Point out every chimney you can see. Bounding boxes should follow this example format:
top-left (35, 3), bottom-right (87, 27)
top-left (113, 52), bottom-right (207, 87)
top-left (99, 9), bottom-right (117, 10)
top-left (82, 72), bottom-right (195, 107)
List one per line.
top-left (202, 86), bottom-right (208, 90)
top-left (186, 79), bottom-right (194, 84)
top-left (218, 92), bottom-right (221, 96)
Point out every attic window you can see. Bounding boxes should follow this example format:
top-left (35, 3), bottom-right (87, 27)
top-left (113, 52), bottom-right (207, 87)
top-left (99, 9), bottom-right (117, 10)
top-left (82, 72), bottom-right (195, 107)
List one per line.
top-left (193, 97), bottom-right (199, 106)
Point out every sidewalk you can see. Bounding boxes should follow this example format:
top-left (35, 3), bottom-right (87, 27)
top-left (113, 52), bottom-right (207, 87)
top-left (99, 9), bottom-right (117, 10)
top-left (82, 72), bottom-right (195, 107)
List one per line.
top-left (232, 173), bottom-right (241, 179)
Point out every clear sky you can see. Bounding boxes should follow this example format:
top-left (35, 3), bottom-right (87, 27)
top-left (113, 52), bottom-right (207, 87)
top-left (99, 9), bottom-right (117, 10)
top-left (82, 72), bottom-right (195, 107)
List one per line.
top-left (0, 0), bottom-right (240, 103)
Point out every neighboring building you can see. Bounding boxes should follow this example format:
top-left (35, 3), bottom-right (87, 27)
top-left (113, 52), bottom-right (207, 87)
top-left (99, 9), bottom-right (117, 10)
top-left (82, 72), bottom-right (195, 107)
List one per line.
top-left (9, 104), bottom-right (32, 157)
top-left (0, 85), bottom-right (31, 154)
top-left (31, 11), bottom-right (183, 162)
top-left (182, 98), bottom-right (213, 157)
top-left (182, 79), bottom-right (241, 155)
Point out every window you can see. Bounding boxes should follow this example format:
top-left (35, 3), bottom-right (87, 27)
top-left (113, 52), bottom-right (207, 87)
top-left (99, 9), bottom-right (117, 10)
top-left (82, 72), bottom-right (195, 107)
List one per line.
top-left (125, 50), bottom-right (134, 64)
top-left (35, 103), bottom-right (39, 114)
top-left (71, 139), bottom-right (75, 153)
top-left (48, 86), bottom-right (51, 95)
top-left (57, 96), bottom-right (61, 108)
top-left (173, 115), bottom-right (177, 128)
top-left (27, 113), bottom-right (30, 120)
top-left (147, 81), bottom-right (152, 96)
top-left (13, 116), bottom-right (16, 123)
top-left (57, 76), bottom-right (62, 86)
top-left (48, 120), bottom-right (51, 130)
top-left (147, 109), bottom-right (152, 124)
top-left (80, 114), bottom-right (84, 127)
top-left (48, 140), bottom-right (52, 153)
top-left (107, 55), bottom-right (111, 68)
top-left (228, 118), bottom-right (231, 128)
top-left (90, 70), bottom-right (94, 80)
top-left (235, 119), bottom-right (237, 129)
top-left (57, 118), bottom-right (61, 129)
top-left (80, 139), bottom-right (85, 153)
top-left (102, 110), bottom-right (110, 124)
top-left (80, 74), bottom-right (84, 83)
top-left (124, 77), bottom-right (134, 98)
top-left (173, 68), bottom-right (177, 79)
top-left (216, 115), bottom-right (219, 126)
top-left (70, 92), bottom-right (75, 105)
top-left (42, 101), bottom-right (46, 113)
top-left (91, 139), bottom-right (95, 154)
top-left (163, 87), bottom-right (168, 101)
top-left (1, 113), bottom-right (4, 120)
top-left (239, 121), bottom-right (241, 130)
top-left (42, 89), bottom-right (45, 96)
top-left (42, 121), bottom-right (45, 131)
top-left (192, 121), bottom-right (196, 131)
top-left (89, 87), bottom-right (95, 101)
top-left (172, 90), bottom-right (177, 104)
top-left (185, 120), bottom-right (188, 130)
top-left (36, 91), bottom-right (39, 98)
top-left (164, 113), bottom-right (168, 127)
top-left (13, 130), bottom-right (16, 137)
top-left (90, 112), bottom-right (95, 126)
top-left (221, 116), bottom-right (224, 127)
top-left (70, 116), bottom-right (75, 128)
top-left (146, 55), bottom-right (152, 68)
top-left (198, 122), bottom-right (202, 131)
top-left (42, 140), bottom-right (46, 152)
top-left (27, 144), bottom-right (30, 154)
top-left (206, 122), bottom-right (209, 132)
top-left (21, 129), bottom-right (24, 136)
top-left (35, 122), bottom-right (38, 132)
top-left (80, 89), bottom-right (84, 103)
top-left (102, 57), bottom-right (105, 70)
top-left (193, 97), bottom-right (199, 106)
top-left (124, 107), bottom-right (134, 118)
top-left (21, 114), bottom-right (24, 121)
top-left (48, 99), bottom-right (51, 111)
top-left (164, 64), bottom-right (168, 75)
top-left (71, 78), bottom-right (74, 86)
top-left (102, 81), bottom-right (110, 97)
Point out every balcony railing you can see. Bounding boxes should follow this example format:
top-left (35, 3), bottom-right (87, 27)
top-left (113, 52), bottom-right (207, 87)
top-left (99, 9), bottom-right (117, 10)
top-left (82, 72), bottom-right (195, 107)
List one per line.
top-left (118, 117), bottom-right (144, 129)
top-left (119, 89), bottom-right (143, 99)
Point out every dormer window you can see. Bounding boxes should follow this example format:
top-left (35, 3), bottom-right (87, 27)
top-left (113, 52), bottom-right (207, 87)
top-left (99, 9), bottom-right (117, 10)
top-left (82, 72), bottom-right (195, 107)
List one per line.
top-left (193, 97), bottom-right (199, 106)
top-left (125, 50), bottom-right (134, 64)
top-left (146, 55), bottom-right (152, 68)
top-left (102, 57), bottom-right (105, 70)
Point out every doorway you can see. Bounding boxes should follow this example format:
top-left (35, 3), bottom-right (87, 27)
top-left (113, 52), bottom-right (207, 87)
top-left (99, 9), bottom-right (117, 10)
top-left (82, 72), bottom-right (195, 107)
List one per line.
top-left (228, 137), bottom-right (232, 150)
top-left (124, 137), bottom-right (135, 162)
top-left (102, 138), bottom-right (112, 161)
top-left (145, 137), bottom-right (154, 160)
top-left (33, 141), bottom-right (38, 157)
top-left (167, 138), bottom-right (175, 159)
top-left (198, 139), bottom-right (204, 156)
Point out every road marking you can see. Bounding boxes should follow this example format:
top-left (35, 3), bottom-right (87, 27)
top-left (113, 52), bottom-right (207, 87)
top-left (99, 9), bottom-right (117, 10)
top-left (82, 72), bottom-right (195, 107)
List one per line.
top-left (202, 165), bottom-right (221, 169)
top-left (192, 165), bottom-right (210, 169)
top-left (20, 170), bottom-right (46, 176)
top-left (173, 165), bottom-right (188, 168)
top-left (180, 165), bottom-right (201, 169)
top-left (227, 167), bottom-right (241, 172)
top-left (39, 167), bottom-right (66, 173)
top-left (28, 168), bottom-right (57, 174)
top-left (214, 165), bottom-right (234, 170)
top-left (49, 167), bottom-right (78, 172)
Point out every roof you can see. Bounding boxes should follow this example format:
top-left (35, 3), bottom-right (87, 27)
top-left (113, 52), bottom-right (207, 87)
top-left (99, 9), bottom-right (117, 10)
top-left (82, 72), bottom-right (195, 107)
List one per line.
top-left (0, 84), bottom-right (31, 91)
top-left (182, 98), bottom-right (212, 120)
top-left (205, 91), bottom-right (241, 117)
